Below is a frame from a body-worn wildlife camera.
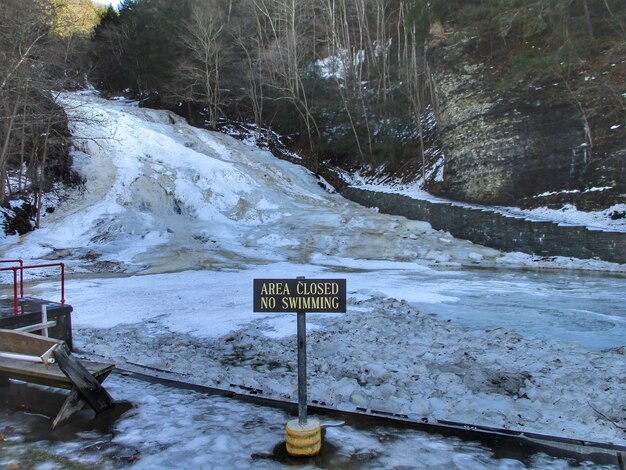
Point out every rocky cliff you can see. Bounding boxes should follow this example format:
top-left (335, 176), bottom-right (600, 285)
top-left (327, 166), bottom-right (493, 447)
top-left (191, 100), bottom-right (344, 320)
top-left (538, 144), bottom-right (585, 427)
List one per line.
top-left (427, 37), bottom-right (625, 210)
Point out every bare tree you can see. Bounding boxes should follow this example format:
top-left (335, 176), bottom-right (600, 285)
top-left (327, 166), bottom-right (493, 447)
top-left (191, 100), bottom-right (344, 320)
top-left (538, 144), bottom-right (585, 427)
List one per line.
top-left (179, 0), bottom-right (227, 130)
top-left (253, 0), bottom-right (320, 155)
top-left (234, 25), bottom-right (265, 129)
top-left (0, 0), bottom-right (92, 215)
top-left (0, 0), bottom-right (53, 203)
top-left (320, 0), bottom-right (367, 161)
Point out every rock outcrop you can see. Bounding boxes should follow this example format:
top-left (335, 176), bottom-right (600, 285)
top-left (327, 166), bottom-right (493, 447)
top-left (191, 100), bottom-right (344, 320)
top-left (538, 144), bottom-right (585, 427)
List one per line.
top-left (427, 37), bottom-right (625, 209)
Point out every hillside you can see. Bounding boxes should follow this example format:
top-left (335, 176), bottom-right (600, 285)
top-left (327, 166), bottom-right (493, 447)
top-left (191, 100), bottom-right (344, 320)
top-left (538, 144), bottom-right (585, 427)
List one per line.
top-left (1, 0), bottom-right (624, 237)
top-left (87, 0), bottom-right (625, 211)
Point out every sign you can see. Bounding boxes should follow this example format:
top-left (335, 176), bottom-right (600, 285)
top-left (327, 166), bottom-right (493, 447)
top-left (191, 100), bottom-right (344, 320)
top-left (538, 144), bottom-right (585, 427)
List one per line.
top-left (253, 276), bottom-right (347, 432)
top-left (253, 278), bottom-right (347, 313)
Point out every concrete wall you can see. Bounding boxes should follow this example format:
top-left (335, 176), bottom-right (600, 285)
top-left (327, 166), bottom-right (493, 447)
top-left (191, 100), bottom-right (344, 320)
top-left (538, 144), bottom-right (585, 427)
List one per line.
top-left (341, 187), bottom-right (626, 264)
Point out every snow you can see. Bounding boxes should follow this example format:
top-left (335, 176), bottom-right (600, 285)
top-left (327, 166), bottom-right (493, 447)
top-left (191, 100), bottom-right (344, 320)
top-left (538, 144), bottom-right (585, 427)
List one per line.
top-left (502, 203), bottom-right (626, 232)
top-left (311, 48), bottom-right (366, 81)
top-left (0, 91), bottom-right (624, 466)
top-left (51, 270), bottom-right (623, 447)
top-left (2, 375), bottom-right (601, 469)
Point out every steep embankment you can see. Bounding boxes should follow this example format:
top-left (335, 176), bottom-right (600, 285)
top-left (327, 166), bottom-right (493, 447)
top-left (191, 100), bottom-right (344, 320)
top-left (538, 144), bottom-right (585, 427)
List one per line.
top-left (426, 36), bottom-right (625, 210)
top-left (342, 186), bottom-right (626, 264)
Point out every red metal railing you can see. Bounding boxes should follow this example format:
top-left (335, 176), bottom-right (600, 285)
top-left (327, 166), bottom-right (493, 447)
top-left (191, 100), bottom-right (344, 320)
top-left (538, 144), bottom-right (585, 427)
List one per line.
top-left (0, 261), bottom-right (65, 314)
top-left (0, 259), bottom-right (24, 299)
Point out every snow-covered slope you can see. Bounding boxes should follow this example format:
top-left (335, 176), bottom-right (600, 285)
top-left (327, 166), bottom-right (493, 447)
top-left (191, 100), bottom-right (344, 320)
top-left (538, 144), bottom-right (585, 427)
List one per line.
top-left (1, 91), bottom-right (507, 274)
top-left (1, 92), bottom-right (623, 451)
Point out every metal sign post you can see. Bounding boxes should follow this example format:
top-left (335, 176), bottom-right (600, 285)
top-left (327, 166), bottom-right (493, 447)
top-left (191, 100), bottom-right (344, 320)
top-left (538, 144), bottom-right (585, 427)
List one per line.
top-left (253, 276), bottom-right (346, 456)
top-left (297, 308), bottom-right (307, 424)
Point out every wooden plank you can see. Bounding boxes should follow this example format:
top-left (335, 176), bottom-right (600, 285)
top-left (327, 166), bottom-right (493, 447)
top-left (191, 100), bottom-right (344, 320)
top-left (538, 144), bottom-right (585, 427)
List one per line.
top-left (51, 368), bottom-right (113, 429)
top-left (0, 329), bottom-right (61, 356)
top-left (52, 387), bottom-right (85, 429)
top-left (0, 338), bottom-right (116, 428)
top-left (53, 347), bottom-right (114, 412)
top-left (0, 357), bottom-right (114, 389)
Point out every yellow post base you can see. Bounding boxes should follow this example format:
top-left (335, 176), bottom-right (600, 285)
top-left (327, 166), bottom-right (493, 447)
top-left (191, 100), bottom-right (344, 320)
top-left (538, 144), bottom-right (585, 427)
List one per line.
top-left (285, 418), bottom-right (322, 457)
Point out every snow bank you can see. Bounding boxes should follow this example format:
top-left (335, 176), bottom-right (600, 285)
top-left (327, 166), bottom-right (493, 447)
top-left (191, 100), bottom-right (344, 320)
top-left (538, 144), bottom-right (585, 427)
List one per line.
top-left (73, 294), bottom-right (625, 447)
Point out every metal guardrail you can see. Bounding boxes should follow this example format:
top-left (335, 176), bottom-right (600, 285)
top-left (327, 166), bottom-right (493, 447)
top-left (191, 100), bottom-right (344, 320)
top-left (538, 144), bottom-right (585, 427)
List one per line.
top-left (0, 260), bottom-right (65, 314)
top-left (0, 259), bottom-right (24, 299)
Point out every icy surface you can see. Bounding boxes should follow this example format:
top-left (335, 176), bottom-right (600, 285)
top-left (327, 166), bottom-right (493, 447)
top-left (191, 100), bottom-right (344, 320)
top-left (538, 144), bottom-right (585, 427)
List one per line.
top-left (62, 285), bottom-right (624, 446)
top-left (1, 375), bottom-right (606, 469)
top-left (2, 92), bottom-right (519, 273)
top-left (0, 92), bottom-right (624, 463)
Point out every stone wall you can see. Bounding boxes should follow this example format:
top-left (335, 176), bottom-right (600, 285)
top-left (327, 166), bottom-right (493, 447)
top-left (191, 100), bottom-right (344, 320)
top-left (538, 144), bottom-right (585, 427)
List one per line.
top-left (342, 187), bottom-right (626, 264)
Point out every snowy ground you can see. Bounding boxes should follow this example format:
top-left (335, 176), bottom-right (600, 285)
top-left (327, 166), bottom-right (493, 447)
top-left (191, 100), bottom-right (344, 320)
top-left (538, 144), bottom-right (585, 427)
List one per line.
top-left (2, 375), bottom-right (607, 469)
top-left (0, 91), bottom-right (624, 467)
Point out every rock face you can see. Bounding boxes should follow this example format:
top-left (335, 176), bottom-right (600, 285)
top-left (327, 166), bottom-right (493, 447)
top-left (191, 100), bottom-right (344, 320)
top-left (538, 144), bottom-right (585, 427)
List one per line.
top-left (427, 38), bottom-right (625, 208)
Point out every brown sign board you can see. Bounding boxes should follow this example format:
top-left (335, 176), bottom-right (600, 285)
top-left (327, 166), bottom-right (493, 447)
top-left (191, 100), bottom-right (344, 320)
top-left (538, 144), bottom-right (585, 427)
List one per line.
top-left (253, 279), bottom-right (347, 313)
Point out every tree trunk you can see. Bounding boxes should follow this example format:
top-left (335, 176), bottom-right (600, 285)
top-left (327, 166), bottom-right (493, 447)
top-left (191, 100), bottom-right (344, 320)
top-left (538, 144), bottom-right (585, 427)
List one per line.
top-left (581, 0), bottom-right (594, 38)
top-left (35, 117), bottom-right (52, 229)
top-left (0, 98), bottom-right (21, 204)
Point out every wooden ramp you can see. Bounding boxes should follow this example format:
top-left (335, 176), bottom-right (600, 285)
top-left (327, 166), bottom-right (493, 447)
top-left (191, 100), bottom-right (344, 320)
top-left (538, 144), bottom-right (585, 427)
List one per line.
top-left (0, 329), bottom-right (115, 428)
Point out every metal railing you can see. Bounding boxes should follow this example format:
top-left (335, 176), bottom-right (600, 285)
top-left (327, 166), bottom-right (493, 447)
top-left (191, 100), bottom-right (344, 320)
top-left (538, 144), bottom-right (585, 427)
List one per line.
top-left (0, 259), bottom-right (24, 299)
top-left (0, 260), bottom-right (65, 314)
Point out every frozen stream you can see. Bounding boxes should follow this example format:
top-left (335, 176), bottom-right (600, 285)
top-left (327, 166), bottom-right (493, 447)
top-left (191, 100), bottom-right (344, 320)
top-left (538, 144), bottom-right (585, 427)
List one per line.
top-left (0, 91), bottom-right (624, 465)
top-left (347, 266), bottom-right (626, 351)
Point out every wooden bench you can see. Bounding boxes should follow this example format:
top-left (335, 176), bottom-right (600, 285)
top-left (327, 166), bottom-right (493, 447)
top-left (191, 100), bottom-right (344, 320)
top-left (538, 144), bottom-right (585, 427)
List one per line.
top-left (0, 329), bottom-right (115, 428)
